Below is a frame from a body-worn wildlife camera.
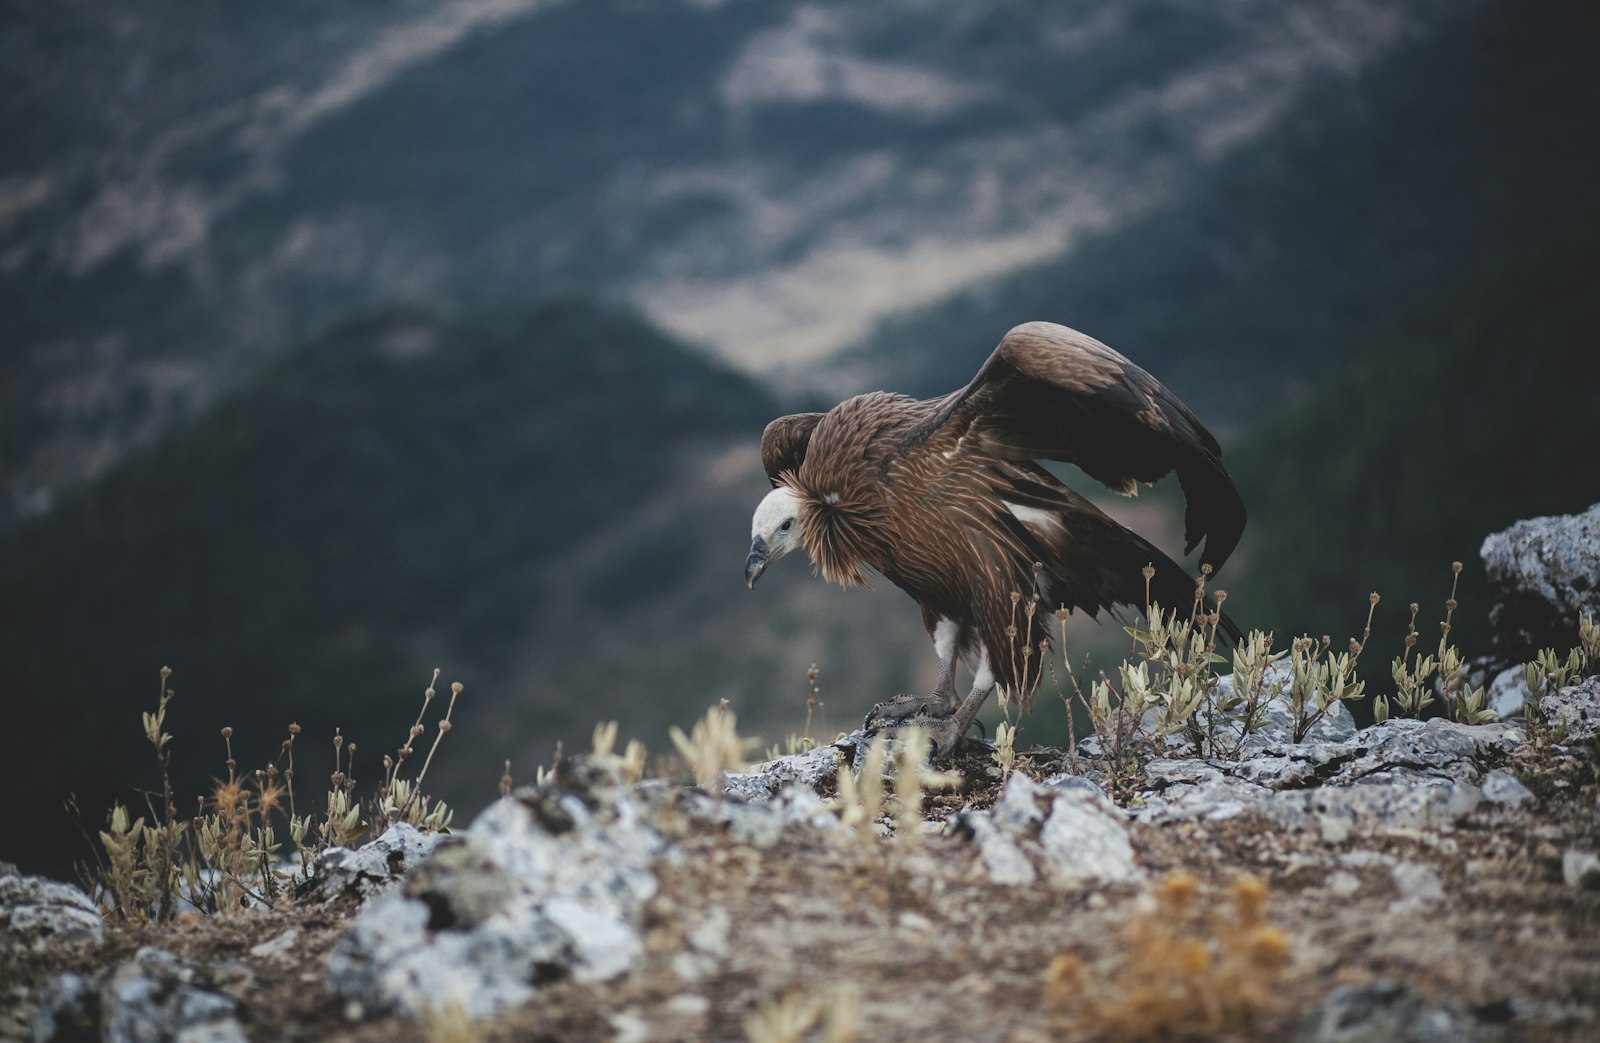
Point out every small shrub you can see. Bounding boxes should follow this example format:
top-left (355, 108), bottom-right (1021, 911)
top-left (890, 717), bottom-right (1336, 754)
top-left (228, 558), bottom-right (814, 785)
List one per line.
top-left (1046, 872), bottom-right (1292, 1041)
top-left (91, 666), bottom-right (461, 920)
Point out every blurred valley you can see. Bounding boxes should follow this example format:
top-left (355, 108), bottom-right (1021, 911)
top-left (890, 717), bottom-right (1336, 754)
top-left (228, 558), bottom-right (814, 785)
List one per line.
top-left (3, 0), bottom-right (1597, 876)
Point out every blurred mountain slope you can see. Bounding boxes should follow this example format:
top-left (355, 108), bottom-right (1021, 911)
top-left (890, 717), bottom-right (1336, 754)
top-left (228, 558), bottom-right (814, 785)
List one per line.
top-left (1231, 224), bottom-right (1600, 658)
top-left (847, 0), bottom-right (1594, 421)
top-left (3, 0), bottom-right (1427, 512)
top-left (0, 298), bottom-right (879, 877)
top-left (840, 0), bottom-right (1600, 659)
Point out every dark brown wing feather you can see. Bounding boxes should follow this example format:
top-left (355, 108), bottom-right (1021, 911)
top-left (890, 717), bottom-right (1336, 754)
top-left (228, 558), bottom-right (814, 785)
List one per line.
top-left (995, 461), bottom-right (1242, 643)
top-left (760, 412), bottom-right (825, 486)
top-left (920, 322), bottom-right (1245, 572)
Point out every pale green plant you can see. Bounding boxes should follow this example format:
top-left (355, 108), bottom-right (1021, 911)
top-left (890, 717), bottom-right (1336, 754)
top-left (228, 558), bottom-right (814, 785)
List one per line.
top-left (382, 777), bottom-right (455, 831)
top-left (1220, 628), bottom-right (1283, 750)
top-left (892, 727), bottom-right (960, 845)
top-left (1579, 610), bottom-right (1600, 670)
top-left (1284, 635), bottom-right (1372, 741)
top-left (1053, 574), bottom-right (1388, 775)
top-left (1531, 646), bottom-right (1584, 694)
top-left (1436, 562), bottom-right (1493, 725)
top-left (93, 667), bottom-right (462, 920)
top-left (764, 734), bottom-right (818, 761)
top-left (993, 721), bottom-right (1018, 780)
top-left (592, 720), bottom-right (648, 785)
top-left (833, 737), bottom-right (888, 844)
top-left (1388, 600), bottom-right (1437, 719)
top-left (1523, 642), bottom-right (1588, 727)
top-left (744, 986), bottom-right (860, 1043)
top-left (383, 675), bottom-right (461, 829)
top-left (419, 998), bottom-right (483, 1043)
top-left (669, 700), bottom-right (753, 789)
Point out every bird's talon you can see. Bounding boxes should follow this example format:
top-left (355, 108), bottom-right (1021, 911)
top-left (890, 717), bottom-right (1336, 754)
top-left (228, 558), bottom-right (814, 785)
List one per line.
top-left (862, 693), bottom-right (940, 730)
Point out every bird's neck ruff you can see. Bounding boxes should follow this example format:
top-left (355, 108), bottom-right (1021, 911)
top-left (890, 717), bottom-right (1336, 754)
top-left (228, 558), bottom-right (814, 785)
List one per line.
top-left (782, 473), bottom-right (883, 589)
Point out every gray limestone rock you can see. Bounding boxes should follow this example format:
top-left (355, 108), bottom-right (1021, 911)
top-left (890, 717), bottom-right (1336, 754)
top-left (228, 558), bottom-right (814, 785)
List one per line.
top-left (669, 784), bottom-right (839, 849)
top-left (1481, 501), bottom-right (1600, 663)
top-left (1, 863), bottom-right (103, 953)
top-left (949, 773), bottom-right (1139, 886)
top-left (325, 766), bottom-right (661, 1020)
top-left (298, 822), bottom-right (443, 903)
top-left (28, 973), bottom-right (98, 1043)
top-left (720, 742), bottom-right (844, 801)
top-left (1132, 710), bottom-right (1527, 835)
top-left (103, 949), bottom-right (248, 1043)
top-left (1036, 782), bottom-right (1140, 885)
top-left (1562, 851), bottom-right (1600, 890)
top-left (1297, 980), bottom-right (1479, 1042)
top-left (948, 809), bottom-right (1037, 885)
top-left (1542, 676), bottom-right (1600, 742)
top-left (1480, 769), bottom-right (1534, 808)
top-left (32, 948), bottom-right (249, 1043)
top-left (1488, 665), bottom-right (1532, 721)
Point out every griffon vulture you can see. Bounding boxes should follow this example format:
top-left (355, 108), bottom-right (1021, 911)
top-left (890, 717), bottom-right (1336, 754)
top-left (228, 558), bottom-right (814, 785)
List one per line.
top-left (744, 321), bottom-right (1245, 755)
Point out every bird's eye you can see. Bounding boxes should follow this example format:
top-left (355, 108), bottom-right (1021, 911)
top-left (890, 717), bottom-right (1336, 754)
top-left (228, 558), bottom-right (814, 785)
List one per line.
top-left (779, 519), bottom-right (793, 533)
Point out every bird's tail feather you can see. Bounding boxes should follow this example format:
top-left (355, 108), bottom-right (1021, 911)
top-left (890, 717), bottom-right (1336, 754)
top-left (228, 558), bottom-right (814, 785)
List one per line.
top-left (1005, 469), bottom-right (1242, 644)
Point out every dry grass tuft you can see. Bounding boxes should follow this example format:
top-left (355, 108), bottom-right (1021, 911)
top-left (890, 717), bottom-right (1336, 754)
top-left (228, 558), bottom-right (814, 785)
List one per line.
top-left (89, 666), bottom-right (462, 920)
top-left (1046, 872), bottom-right (1292, 1041)
top-left (743, 984), bottom-right (860, 1043)
top-left (669, 700), bottom-right (755, 789)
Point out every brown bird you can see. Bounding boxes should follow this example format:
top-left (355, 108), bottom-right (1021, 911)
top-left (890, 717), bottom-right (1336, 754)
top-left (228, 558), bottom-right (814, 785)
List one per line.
top-left (743, 321), bottom-right (1245, 755)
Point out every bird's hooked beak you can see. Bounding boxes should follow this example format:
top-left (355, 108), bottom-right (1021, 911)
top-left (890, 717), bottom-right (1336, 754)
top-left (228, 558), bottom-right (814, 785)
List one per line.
top-left (744, 535), bottom-right (769, 589)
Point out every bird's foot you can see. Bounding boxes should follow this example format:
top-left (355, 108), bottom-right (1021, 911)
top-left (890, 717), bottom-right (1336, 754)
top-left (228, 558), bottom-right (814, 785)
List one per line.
top-left (862, 701), bottom-right (979, 759)
top-left (862, 692), bottom-right (957, 731)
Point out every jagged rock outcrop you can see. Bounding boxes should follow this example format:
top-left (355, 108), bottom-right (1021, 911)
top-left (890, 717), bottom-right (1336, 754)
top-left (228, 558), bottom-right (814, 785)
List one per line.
top-left (949, 773), bottom-right (1141, 886)
top-left (1481, 501), bottom-right (1600, 663)
top-left (31, 948), bottom-right (249, 1043)
top-left (324, 772), bottom-right (662, 1020)
top-left (1, 863), bottom-right (102, 953)
top-left (297, 821), bottom-right (442, 904)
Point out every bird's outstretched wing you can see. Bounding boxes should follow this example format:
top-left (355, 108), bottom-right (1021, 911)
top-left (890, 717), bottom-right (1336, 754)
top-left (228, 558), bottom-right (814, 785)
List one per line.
top-left (760, 412), bottom-right (825, 486)
top-left (923, 322), bottom-right (1246, 571)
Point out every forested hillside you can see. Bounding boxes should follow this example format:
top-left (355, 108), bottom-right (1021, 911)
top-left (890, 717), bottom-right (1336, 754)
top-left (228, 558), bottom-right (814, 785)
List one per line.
top-left (2, 0), bottom-right (1424, 510)
top-left (0, 299), bottom-right (778, 876)
top-left (852, 0), bottom-right (1600, 650)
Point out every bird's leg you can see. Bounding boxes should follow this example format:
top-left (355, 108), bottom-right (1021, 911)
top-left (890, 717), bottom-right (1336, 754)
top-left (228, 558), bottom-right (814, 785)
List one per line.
top-left (866, 652), bottom-right (995, 758)
top-left (863, 656), bottom-right (959, 728)
top-left (918, 655), bottom-right (996, 759)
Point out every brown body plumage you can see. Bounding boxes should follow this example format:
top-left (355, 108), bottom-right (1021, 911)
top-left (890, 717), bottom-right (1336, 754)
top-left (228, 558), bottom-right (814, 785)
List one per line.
top-left (746, 321), bottom-right (1244, 743)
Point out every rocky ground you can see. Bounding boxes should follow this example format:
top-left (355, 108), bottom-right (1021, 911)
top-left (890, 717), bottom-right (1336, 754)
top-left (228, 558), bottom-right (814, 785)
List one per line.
top-left (6, 678), bottom-right (1600, 1043)
top-left (6, 507), bottom-right (1600, 1043)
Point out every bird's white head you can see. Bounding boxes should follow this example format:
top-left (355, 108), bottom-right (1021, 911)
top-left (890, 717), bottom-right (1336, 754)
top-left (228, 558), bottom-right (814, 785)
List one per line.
top-left (745, 485), bottom-right (804, 589)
